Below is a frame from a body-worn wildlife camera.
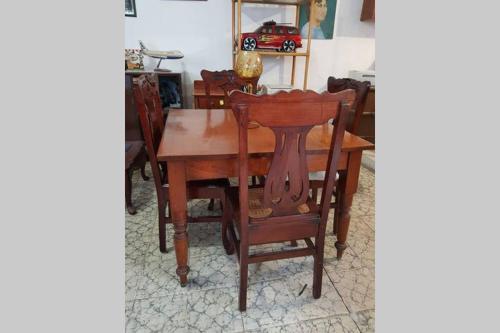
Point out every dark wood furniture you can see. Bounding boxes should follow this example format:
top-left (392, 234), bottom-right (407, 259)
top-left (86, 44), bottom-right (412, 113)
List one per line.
top-left (327, 76), bottom-right (372, 137)
top-left (126, 70), bottom-right (184, 141)
top-left (156, 108), bottom-right (374, 287)
top-left (310, 76), bottom-right (373, 234)
top-left (195, 70), bottom-right (259, 109)
top-left (132, 74), bottom-right (231, 254)
top-left (361, 0), bottom-right (375, 21)
top-left (125, 140), bottom-right (149, 215)
top-left (227, 89), bottom-right (354, 311)
top-left (200, 69), bottom-right (262, 187)
top-left (193, 80), bottom-right (225, 109)
top-left (357, 86), bottom-right (375, 144)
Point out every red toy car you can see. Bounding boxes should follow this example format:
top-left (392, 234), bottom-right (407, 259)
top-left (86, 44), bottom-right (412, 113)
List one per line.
top-left (241, 21), bottom-right (302, 52)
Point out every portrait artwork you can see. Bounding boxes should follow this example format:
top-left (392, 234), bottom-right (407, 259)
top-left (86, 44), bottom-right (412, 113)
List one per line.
top-left (299, 0), bottom-right (337, 40)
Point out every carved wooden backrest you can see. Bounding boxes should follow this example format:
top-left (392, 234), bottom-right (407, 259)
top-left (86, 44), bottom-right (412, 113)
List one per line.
top-left (230, 89), bottom-right (355, 220)
top-left (132, 74), bottom-right (166, 190)
top-left (201, 69), bottom-right (257, 108)
top-left (327, 76), bottom-right (371, 135)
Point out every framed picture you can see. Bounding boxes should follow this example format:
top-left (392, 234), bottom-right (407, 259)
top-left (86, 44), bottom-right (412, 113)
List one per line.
top-left (299, 0), bottom-right (337, 40)
top-left (125, 0), bottom-right (137, 17)
top-left (125, 49), bottom-right (144, 70)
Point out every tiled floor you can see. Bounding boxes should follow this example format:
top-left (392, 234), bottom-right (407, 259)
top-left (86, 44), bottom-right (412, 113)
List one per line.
top-left (125, 159), bottom-right (375, 332)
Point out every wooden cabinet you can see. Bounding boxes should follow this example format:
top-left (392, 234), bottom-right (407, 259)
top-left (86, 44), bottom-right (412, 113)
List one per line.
top-left (125, 70), bottom-right (184, 140)
top-left (360, 0), bottom-right (375, 21)
top-left (193, 80), bottom-right (227, 109)
top-left (355, 87), bottom-right (375, 143)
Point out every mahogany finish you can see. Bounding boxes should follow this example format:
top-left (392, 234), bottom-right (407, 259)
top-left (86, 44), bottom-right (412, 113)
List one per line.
top-left (327, 76), bottom-right (371, 136)
top-left (310, 76), bottom-right (372, 234)
top-left (199, 70), bottom-right (259, 109)
top-left (200, 69), bottom-right (262, 186)
top-left (156, 108), bottom-right (373, 287)
top-left (227, 89), bottom-right (354, 310)
top-left (132, 74), bottom-right (231, 255)
top-left (193, 80), bottom-right (224, 109)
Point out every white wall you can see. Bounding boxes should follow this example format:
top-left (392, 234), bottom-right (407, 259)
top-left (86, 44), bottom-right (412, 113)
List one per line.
top-left (125, 0), bottom-right (374, 108)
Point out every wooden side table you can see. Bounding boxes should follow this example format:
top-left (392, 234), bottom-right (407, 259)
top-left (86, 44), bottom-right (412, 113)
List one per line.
top-left (125, 141), bottom-right (149, 215)
top-left (193, 80), bottom-right (226, 109)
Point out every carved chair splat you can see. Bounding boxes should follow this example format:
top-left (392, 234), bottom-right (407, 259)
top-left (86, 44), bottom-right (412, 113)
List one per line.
top-left (227, 89), bottom-right (355, 311)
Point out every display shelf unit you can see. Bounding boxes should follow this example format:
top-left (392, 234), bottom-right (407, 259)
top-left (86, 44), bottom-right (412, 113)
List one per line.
top-left (232, 0), bottom-right (313, 89)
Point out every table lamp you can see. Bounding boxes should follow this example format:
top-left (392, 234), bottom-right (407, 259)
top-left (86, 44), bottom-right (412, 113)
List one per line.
top-left (234, 51), bottom-right (263, 94)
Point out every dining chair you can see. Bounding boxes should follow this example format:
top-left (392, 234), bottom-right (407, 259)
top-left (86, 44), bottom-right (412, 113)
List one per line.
top-left (201, 69), bottom-right (262, 190)
top-left (227, 89), bottom-right (355, 311)
top-left (125, 140), bottom-right (149, 215)
top-left (132, 74), bottom-right (232, 254)
top-left (310, 76), bottom-right (371, 234)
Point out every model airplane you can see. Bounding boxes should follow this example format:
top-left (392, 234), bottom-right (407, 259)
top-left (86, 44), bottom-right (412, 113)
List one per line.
top-left (139, 40), bottom-right (184, 72)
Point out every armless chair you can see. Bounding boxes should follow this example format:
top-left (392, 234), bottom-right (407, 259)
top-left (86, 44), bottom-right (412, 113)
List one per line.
top-left (201, 69), bottom-right (262, 192)
top-left (310, 77), bottom-right (371, 234)
top-left (227, 89), bottom-right (355, 311)
top-left (132, 74), bottom-right (232, 254)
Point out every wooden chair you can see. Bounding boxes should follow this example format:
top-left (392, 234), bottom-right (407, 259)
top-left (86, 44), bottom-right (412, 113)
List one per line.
top-left (132, 74), bottom-right (232, 254)
top-left (125, 140), bottom-right (149, 215)
top-left (310, 76), bottom-right (371, 234)
top-left (201, 69), bottom-right (262, 190)
top-left (227, 89), bottom-right (355, 311)
top-left (200, 69), bottom-right (249, 109)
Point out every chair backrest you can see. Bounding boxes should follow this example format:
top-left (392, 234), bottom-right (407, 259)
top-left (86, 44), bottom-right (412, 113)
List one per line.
top-left (200, 69), bottom-right (257, 108)
top-left (132, 74), bottom-right (166, 192)
top-left (229, 89), bottom-right (355, 222)
top-left (327, 76), bottom-right (371, 135)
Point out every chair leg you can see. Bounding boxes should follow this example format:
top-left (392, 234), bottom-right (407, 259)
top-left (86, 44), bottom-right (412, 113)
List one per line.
top-left (312, 244), bottom-right (325, 299)
top-left (208, 198), bottom-right (215, 211)
top-left (140, 162), bottom-right (149, 181)
top-left (333, 175), bottom-right (346, 235)
top-left (158, 202), bottom-right (167, 253)
top-left (221, 196), bottom-right (234, 255)
top-left (311, 187), bottom-right (318, 204)
top-left (125, 170), bottom-right (136, 215)
top-left (239, 253), bottom-right (249, 312)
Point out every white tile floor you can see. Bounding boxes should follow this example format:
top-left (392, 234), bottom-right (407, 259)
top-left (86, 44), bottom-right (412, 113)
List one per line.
top-left (125, 158), bottom-right (375, 332)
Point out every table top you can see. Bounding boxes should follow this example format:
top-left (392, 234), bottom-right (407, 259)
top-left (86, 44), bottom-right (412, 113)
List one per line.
top-left (157, 109), bottom-right (374, 161)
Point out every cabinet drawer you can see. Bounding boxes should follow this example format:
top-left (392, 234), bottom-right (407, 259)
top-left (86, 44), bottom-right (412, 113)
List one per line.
top-left (196, 96), bottom-right (227, 109)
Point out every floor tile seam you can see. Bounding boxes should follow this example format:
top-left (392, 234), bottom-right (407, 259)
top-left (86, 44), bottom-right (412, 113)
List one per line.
top-left (298, 313), bottom-right (363, 332)
top-left (349, 309), bottom-right (375, 333)
top-left (323, 267), bottom-right (352, 315)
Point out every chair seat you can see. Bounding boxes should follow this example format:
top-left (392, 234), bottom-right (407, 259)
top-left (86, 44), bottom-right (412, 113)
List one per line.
top-left (125, 141), bottom-right (145, 170)
top-left (229, 186), bottom-right (318, 220)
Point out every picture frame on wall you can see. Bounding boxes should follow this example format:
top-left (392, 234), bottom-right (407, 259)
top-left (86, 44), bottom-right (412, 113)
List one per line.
top-left (299, 0), bottom-right (337, 40)
top-left (125, 0), bottom-right (137, 17)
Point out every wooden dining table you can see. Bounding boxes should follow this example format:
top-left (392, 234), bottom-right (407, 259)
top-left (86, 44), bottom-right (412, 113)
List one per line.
top-left (157, 108), bottom-right (374, 286)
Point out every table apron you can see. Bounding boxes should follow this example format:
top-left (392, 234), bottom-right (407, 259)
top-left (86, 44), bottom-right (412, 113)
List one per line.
top-left (183, 152), bottom-right (349, 181)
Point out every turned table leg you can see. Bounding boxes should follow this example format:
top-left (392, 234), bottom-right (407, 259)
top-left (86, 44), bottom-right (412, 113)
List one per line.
top-left (167, 161), bottom-right (190, 286)
top-left (335, 151), bottom-right (362, 259)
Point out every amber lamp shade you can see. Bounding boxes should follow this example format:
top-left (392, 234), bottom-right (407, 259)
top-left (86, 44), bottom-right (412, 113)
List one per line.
top-left (234, 51), bottom-right (263, 94)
